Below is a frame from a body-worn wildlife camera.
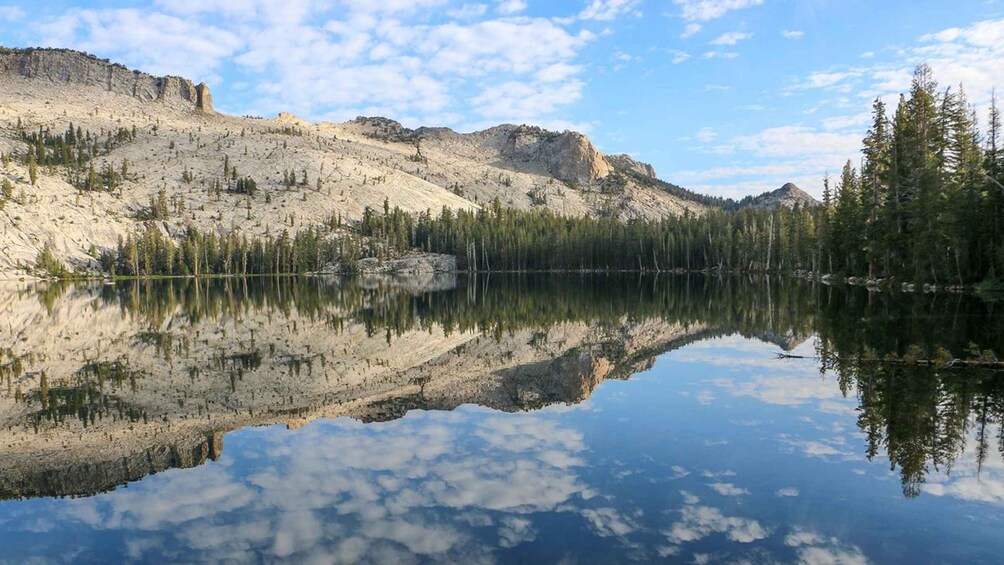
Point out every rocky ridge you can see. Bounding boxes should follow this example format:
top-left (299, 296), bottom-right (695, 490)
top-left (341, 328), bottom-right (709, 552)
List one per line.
top-left (352, 118), bottom-right (618, 186)
top-left (0, 47), bottom-right (212, 113)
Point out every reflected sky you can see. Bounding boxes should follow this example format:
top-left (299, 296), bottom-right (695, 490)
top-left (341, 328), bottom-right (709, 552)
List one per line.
top-left (2, 333), bottom-right (1003, 564)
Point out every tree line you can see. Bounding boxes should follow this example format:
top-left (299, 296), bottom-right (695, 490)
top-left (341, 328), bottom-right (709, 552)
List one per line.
top-left (104, 223), bottom-right (369, 277)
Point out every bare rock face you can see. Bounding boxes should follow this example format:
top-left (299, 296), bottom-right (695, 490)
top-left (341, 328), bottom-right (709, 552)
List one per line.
top-left (0, 47), bottom-right (203, 111)
top-left (608, 154), bottom-right (657, 179)
top-left (499, 125), bottom-right (611, 185)
top-left (157, 75), bottom-right (196, 105)
top-left (195, 82), bottom-right (213, 113)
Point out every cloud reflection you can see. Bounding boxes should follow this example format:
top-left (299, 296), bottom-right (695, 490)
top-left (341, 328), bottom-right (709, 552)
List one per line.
top-left (42, 407), bottom-right (612, 562)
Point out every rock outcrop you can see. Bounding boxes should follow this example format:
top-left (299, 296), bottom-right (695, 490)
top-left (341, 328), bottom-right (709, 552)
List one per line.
top-left (0, 47), bottom-right (205, 111)
top-left (608, 154), bottom-right (658, 179)
top-left (195, 82), bottom-right (213, 113)
top-left (497, 125), bottom-right (611, 185)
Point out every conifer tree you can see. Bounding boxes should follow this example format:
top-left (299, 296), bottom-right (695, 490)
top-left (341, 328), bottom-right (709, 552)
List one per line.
top-left (28, 150), bottom-right (37, 186)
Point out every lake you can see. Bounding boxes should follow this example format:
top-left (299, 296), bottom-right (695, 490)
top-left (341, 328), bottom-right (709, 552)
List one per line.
top-left (0, 275), bottom-right (1002, 563)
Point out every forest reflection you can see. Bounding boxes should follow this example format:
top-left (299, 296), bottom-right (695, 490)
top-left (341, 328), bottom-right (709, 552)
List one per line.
top-left (12, 274), bottom-right (1004, 499)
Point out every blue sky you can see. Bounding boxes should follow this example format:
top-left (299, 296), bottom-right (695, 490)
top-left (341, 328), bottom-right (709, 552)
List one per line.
top-left (1, 1), bottom-right (1003, 199)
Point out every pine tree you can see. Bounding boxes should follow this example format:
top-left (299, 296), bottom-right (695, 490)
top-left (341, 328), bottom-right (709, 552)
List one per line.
top-left (862, 98), bottom-right (891, 278)
top-left (901, 64), bottom-right (946, 281)
top-left (833, 161), bottom-right (865, 273)
top-left (942, 86), bottom-right (985, 282)
top-left (28, 150), bottom-right (38, 186)
top-left (986, 91), bottom-right (1004, 280)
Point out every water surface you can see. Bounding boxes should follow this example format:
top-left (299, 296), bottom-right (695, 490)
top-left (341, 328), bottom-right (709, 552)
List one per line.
top-left (0, 275), bottom-right (1001, 563)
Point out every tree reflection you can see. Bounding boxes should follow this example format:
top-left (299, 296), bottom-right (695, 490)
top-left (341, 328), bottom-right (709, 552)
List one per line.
top-left (816, 288), bottom-right (1004, 498)
top-left (3, 275), bottom-right (1004, 500)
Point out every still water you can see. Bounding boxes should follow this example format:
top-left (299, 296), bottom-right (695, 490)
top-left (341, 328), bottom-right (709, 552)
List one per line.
top-left (0, 275), bottom-right (1002, 563)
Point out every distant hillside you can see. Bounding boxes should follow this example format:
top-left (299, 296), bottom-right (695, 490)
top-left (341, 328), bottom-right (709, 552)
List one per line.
top-left (0, 47), bottom-right (819, 276)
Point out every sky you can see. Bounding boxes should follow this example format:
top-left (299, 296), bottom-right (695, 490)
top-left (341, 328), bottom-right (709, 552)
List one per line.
top-left (1, 1), bottom-right (1003, 199)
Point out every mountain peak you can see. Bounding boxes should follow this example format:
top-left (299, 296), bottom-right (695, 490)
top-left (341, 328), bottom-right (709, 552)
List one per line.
top-left (737, 183), bottom-right (819, 210)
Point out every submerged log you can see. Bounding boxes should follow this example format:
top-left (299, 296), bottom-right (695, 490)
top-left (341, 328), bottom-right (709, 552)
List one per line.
top-left (775, 352), bottom-right (1004, 370)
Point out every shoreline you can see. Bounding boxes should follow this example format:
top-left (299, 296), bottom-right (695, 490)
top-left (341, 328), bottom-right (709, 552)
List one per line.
top-left (1, 267), bottom-right (993, 295)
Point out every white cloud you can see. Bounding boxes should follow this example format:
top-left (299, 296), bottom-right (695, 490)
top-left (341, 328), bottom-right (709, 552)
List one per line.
top-left (579, 0), bottom-right (642, 21)
top-left (911, 19), bottom-right (1004, 106)
top-left (730, 126), bottom-right (860, 158)
top-left (696, 127), bottom-right (717, 143)
top-left (470, 78), bottom-right (585, 122)
top-left (690, 18), bottom-right (1004, 202)
top-left (669, 49), bottom-right (691, 64)
top-left (703, 50), bottom-right (739, 59)
top-left (821, 113), bottom-right (870, 131)
top-left (37, 8), bottom-right (243, 82)
top-left (674, 0), bottom-right (764, 23)
top-left (789, 70), bottom-right (861, 91)
top-left (30, 3), bottom-right (597, 129)
top-left (496, 0), bottom-right (526, 15)
top-left (790, 19), bottom-right (1004, 108)
top-left (448, 3), bottom-right (488, 19)
top-left (776, 487), bottom-right (800, 497)
top-left (681, 23), bottom-right (702, 38)
top-left (339, 0), bottom-right (454, 15)
top-left (781, 30), bottom-right (805, 40)
top-left (710, 31), bottom-right (752, 46)
top-left (0, 5), bottom-right (23, 21)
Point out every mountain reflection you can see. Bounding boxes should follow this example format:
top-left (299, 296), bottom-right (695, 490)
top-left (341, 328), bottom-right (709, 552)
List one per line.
top-left (0, 274), bottom-right (1002, 505)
